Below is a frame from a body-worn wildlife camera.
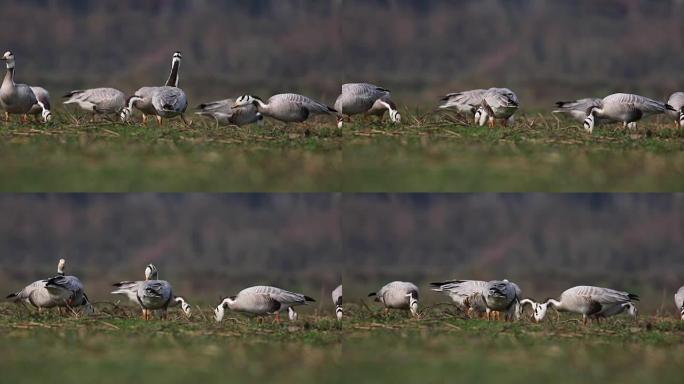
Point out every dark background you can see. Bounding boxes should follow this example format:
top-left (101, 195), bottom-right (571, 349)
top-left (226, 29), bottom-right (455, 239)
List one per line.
top-left (1, 194), bottom-right (682, 313)
top-left (1, 0), bottom-right (684, 109)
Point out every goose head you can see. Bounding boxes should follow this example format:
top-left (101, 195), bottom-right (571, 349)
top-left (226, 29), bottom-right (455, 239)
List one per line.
top-left (680, 302), bottom-right (684, 321)
top-left (214, 296), bottom-right (235, 322)
top-left (679, 108), bottom-right (684, 128)
top-left (120, 96), bottom-right (144, 122)
top-left (336, 306), bottom-right (343, 321)
top-left (172, 51), bottom-right (182, 66)
top-left (57, 258), bottom-right (66, 275)
top-left (256, 112), bottom-right (265, 125)
top-left (624, 302), bottom-right (638, 320)
top-left (474, 101), bottom-right (491, 127)
top-left (389, 109), bottom-right (401, 124)
top-left (81, 294), bottom-right (95, 315)
top-left (1, 51), bottom-right (15, 69)
top-left (407, 291), bottom-right (419, 317)
top-left (41, 108), bottom-right (52, 123)
top-left (144, 264), bottom-right (158, 280)
top-left (175, 296), bottom-right (192, 318)
top-left (524, 300), bottom-right (549, 322)
top-left (288, 307), bottom-right (298, 321)
top-left (583, 107), bottom-right (597, 133)
top-left (232, 95), bottom-right (260, 109)
top-left (336, 115), bottom-right (351, 129)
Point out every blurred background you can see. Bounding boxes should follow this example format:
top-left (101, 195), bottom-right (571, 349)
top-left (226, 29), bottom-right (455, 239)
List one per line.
top-left (0, 194), bottom-right (343, 309)
top-left (344, 194), bottom-right (684, 313)
top-left (1, 194), bottom-right (682, 313)
top-left (1, 0), bottom-right (684, 109)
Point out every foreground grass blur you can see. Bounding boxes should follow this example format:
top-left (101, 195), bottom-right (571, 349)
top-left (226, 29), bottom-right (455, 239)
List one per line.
top-left (1, 303), bottom-right (683, 383)
top-left (0, 110), bottom-right (683, 191)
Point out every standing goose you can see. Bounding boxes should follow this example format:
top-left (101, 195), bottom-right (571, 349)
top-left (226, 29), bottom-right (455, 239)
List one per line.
top-left (484, 280), bottom-right (521, 321)
top-left (43, 258), bottom-right (92, 313)
top-left (334, 83), bottom-right (401, 128)
top-left (675, 286), bottom-right (684, 320)
top-left (27, 86), bottom-right (52, 122)
top-left (121, 51), bottom-right (187, 125)
top-left (111, 264), bottom-right (191, 320)
top-left (438, 89), bottom-right (489, 116)
top-left (666, 92), bottom-right (684, 128)
top-left (474, 88), bottom-right (520, 127)
top-left (0, 51), bottom-right (42, 123)
top-left (6, 259), bottom-right (93, 314)
top-left (583, 93), bottom-right (675, 133)
top-left (232, 94), bottom-right (337, 124)
top-left (430, 280), bottom-right (489, 317)
top-left (214, 285), bottom-right (315, 323)
top-left (195, 98), bottom-right (263, 127)
top-left (368, 281), bottom-right (419, 317)
top-left (63, 88), bottom-right (127, 121)
top-left (332, 284), bottom-right (343, 320)
top-left (522, 285), bottom-right (639, 324)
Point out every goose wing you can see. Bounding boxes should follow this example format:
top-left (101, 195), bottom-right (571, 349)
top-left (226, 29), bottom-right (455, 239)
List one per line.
top-left (332, 285), bottom-right (343, 306)
top-left (153, 87), bottom-right (188, 113)
top-left (272, 93), bottom-right (336, 115)
top-left (439, 89), bottom-right (487, 111)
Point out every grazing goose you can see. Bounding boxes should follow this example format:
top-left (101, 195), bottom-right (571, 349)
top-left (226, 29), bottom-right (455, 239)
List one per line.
top-left (232, 94), bottom-right (337, 124)
top-left (522, 285), bottom-right (639, 324)
top-left (27, 86), bottom-right (52, 122)
top-left (475, 88), bottom-right (520, 127)
top-left (666, 92), bottom-right (684, 128)
top-left (111, 264), bottom-right (191, 320)
top-left (214, 285), bottom-right (315, 323)
top-left (195, 98), bottom-right (263, 127)
top-left (438, 89), bottom-right (488, 116)
top-left (675, 286), bottom-right (684, 320)
top-left (63, 87), bottom-right (126, 120)
top-left (332, 284), bottom-right (343, 320)
top-left (583, 93), bottom-right (675, 133)
top-left (430, 280), bottom-right (488, 317)
top-left (368, 281), bottom-right (419, 317)
top-left (334, 83), bottom-right (401, 128)
top-left (6, 259), bottom-right (93, 314)
top-left (121, 51), bottom-right (184, 125)
top-left (0, 51), bottom-right (40, 123)
top-left (484, 280), bottom-right (521, 321)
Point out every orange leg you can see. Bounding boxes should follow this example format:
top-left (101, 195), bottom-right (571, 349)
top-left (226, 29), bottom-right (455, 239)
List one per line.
top-left (156, 115), bottom-right (163, 126)
top-left (4, 112), bottom-right (9, 122)
top-left (274, 312), bottom-right (281, 323)
top-left (142, 114), bottom-right (148, 124)
top-left (488, 117), bottom-right (495, 128)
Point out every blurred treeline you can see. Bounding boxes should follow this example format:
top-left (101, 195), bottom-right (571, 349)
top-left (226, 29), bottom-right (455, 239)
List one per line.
top-left (0, 194), bottom-right (343, 305)
top-left (344, 194), bottom-right (684, 312)
top-left (1, 0), bottom-right (684, 108)
top-left (1, 194), bottom-right (682, 312)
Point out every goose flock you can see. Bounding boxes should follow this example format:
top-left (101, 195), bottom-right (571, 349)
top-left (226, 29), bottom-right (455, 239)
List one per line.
top-left (4, 260), bottom-right (684, 324)
top-left (2, 50), bottom-right (683, 133)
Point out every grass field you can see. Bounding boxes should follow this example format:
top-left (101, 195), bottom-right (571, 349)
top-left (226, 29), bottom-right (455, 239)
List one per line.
top-left (1, 111), bottom-right (683, 192)
top-left (2, 303), bottom-right (683, 383)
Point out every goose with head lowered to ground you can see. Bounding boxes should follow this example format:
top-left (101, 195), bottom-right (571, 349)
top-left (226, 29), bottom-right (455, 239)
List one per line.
top-left (232, 94), bottom-right (337, 124)
top-left (521, 285), bottom-right (639, 324)
top-left (430, 279), bottom-right (489, 318)
top-left (369, 281), bottom-right (419, 317)
top-left (334, 83), bottom-right (401, 128)
top-left (111, 264), bottom-right (191, 320)
top-left (214, 285), bottom-right (315, 323)
top-left (63, 87), bottom-right (127, 121)
top-left (582, 93), bottom-right (675, 133)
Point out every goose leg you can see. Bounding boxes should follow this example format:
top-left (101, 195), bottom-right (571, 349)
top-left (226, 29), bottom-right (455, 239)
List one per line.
top-left (274, 312), bottom-right (281, 323)
top-left (156, 116), bottom-right (163, 127)
top-left (142, 114), bottom-right (148, 124)
top-left (4, 112), bottom-right (9, 122)
top-left (488, 117), bottom-right (495, 128)
top-left (181, 114), bottom-right (192, 127)
top-left (21, 114), bottom-right (28, 124)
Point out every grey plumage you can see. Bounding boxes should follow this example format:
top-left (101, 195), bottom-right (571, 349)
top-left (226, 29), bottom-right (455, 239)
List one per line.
top-left (0, 51), bottom-right (39, 117)
top-left (484, 279), bottom-right (521, 320)
top-left (583, 93), bottom-right (672, 133)
top-left (675, 286), bottom-right (684, 320)
top-left (332, 284), bottom-right (343, 320)
top-left (475, 88), bottom-right (520, 126)
top-left (553, 98), bottom-right (605, 122)
top-left (196, 98), bottom-right (263, 126)
top-left (666, 92), bottom-right (684, 127)
top-left (63, 87), bottom-right (126, 115)
top-left (151, 86), bottom-right (188, 118)
top-left (334, 83), bottom-right (400, 126)
top-left (439, 89), bottom-right (488, 115)
top-left (233, 94), bottom-right (337, 123)
top-left (214, 285), bottom-right (315, 322)
top-left (431, 280), bottom-right (488, 315)
top-left (369, 281), bottom-right (419, 316)
top-left (28, 86), bottom-right (52, 122)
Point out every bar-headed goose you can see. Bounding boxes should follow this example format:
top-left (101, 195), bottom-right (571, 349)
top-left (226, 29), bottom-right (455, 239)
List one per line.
top-left (474, 88), bottom-right (520, 127)
top-left (214, 285), bottom-right (315, 323)
top-left (521, 285), bottom-right (639, 324)
top-left (332, 284), bottom-right (343, 320)
top-left (6, 259), bottom-right (93, 314)
top-left (63, 88), bottom-right (127, 121)
top-left (121, 51), bottom-right (187, 125)
top-left (368, 281), bottom-right (419, 317)
top-left (430, 280), bottom-right (488, 317)
top-left (111, 264), bottom-right (191, 320)
top-left (334, 83), bottom-right (400, 128)
top-left (195, 98), bottom-right (263, 127)
top-left (232, 94), bottom-right (337, 124)
top-left (439, 89), bottom-right (488, 116)
top-left (553, 98), bottom-right (608, 123)
top-left (675, 286), bottom-right (684, 320)
top-left (484, 280), bottom-right (521, 321)
top-left (666, 92), bottom-right (684, 128)
top-left (27, 86), bottom-right (52, 122)
top-left (0, 51), bottom-right (41, 123)
top-left (583, 93), bottom-right (675, 133)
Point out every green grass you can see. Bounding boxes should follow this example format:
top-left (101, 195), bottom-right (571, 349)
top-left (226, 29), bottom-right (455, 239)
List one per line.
top-left (1, 111), bottom-right (683, 191)
top-left (2, 303), bottom-right (683, 383)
